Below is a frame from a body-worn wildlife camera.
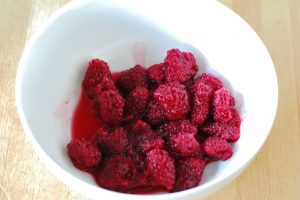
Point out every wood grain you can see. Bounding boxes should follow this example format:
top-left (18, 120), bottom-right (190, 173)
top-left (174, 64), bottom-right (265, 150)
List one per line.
top-left (0, 0), bottom-right (299, 199)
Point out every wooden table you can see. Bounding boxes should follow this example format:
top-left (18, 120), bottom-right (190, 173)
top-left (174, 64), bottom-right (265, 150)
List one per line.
top-left (0, 0), bottom-right (299, 199)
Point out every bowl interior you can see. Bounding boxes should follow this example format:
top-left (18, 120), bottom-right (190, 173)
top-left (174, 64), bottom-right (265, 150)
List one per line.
top-left (17, 0), bottom-right (277, 199)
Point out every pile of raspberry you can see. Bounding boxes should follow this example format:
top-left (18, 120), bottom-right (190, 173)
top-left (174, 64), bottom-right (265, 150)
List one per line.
top-left (67, 49), bottom-right (241, 193)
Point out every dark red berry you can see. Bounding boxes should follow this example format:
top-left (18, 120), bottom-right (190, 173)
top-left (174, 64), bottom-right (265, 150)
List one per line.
top-left (67, 139), bottom-right (101, 168)
top-left (159, 119), bottom-right (198, 138)
top-left (146, 149), bottom-right (175, 190)
top-left (203, 137), bottom-right (232, 160)
top-left (193, 73), bottom-right (223, 92)
top-left (191, 82), bottom-right (213, 126)
top-left (173, 158), bottom-right (205, 191)
top-left (97, 90), bottom-right (124, 125)
top-left (147, 63), bottom-right (165, 83)
top-left (147, 101), bottom-right (166, 125)
top-left (82, 59), bottom-right (111, 100)
top-left (153, 82), bottom-right (190, 120)
top-left (164, 49), bottom-right (199, 83)
top-left (125, 87), bottom-right (150, 116)
top-left (116, 65), bottom-right (148, 94)
top-left (213, 88), bottom-right (235, 122)
top-left (168, 132), bottom-right (202, 158)
top-left (202, 109), bottom-right (241, 142)
top-left (97, 156), bottom-right (143, 192)
top-left (94, 127), bottom-right (129, 155)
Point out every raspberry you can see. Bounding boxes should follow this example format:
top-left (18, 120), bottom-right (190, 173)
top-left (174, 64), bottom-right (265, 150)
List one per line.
top-left (147, 63), bottom-right (165, 83)
top-left (116, 65), bottom-right (148, 94)
top-left (164, 49), bottom-right (199, 83)
top-left (95, 77), bottom-right (117, 94)
top-left (202, 109), bottom-right (241, 142)
top-left (124, 87), bottom-right (150, 116)
top-left (128, 120), bottom-right (165, 154)
top-left (168, 132), bottom-right (202, 158)
top-left (97, 89), bottom-right (124, 125)
top-left (126, 148), bottom-right (146, 172)
top-left (95, 127), bottom-right (129, 155)
top-left (203, 137), bottom-right (232, 160)
top-left (193, 73), bottom-right (223, 92)
top-left (67, 139), bottom-right (101, 168)
top-left (173, 158), bottom-right (205, 191)
top-left (97, 156), bottom-right (143, 192)
top-left (146, 149), bottom-right (175, 190)
top-left (213, 88), bottom-right (235, 122)
top-left (159, 119), bottom-right (198, 138)
top-left (147, 101), bottom-right (166, 125)
top-left (191, 83), bottom-right (213, 126)
top-left (153, 82), bottom-right (190, 120)
top-left (82, 59), bottom-right (111, 100)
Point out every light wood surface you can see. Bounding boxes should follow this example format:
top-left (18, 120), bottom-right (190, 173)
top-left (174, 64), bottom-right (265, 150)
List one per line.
top-left (0, 0), bottom-right (299, 199)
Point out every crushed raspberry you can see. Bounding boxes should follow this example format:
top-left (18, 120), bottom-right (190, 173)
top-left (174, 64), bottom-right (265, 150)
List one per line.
top-left (67, 139), bottom-right (101, 168)
top-left (94, 127), bottom-right (129, 155)
top-left (69, 49), bottom-right (242, 194)
top-left (147, 101), bottom-right (166, 125)
top-left (173, 158), bottom-right (205, 191)
top-left (146, 149), bottom-right (175, 190)
top-left (191, 82), bottom-right (213, 126)
top-left (193, 73), bottom-right (223, 91)
top-left (97, 90), bottom-right (124, 125)
top-left (153, 82), bottom-right (190, 120)
top-left (204, 137), bottom-right (232, 160)
top-left (168, 132), bottom-right (202, 158)
top-left (116, 65), bottom-right (148, 94)
top-left (213, 88), bottom-right (235, 122)
top-left (202, 109), bottom-right (241, 142)
top-left (82, 59), bottom-right (111, 100)
top-left (125, 87), bottom-right (150, 116)
top-left (147, 63), bottom-right (165, 84)
top-left (164, 49), bottom-right (199, 83)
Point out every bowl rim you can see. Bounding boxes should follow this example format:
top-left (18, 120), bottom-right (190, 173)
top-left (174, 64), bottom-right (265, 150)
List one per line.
top-left (15, 0), bottom-right (278, 199)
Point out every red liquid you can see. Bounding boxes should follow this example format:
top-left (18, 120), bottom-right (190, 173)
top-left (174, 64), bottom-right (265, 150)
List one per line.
top-left (71, 91), bottom-right (102, 140)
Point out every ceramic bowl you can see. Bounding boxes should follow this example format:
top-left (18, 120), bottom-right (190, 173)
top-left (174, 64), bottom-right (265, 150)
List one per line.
top-left (16, 0), bottom-right (278, 199)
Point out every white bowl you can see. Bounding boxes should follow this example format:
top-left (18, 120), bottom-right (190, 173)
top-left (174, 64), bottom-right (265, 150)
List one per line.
top-left (16, 0), bottom-right (278, 200)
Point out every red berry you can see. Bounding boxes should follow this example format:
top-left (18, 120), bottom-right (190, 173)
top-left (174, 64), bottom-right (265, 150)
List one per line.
top-left (67, 139), bottom-right (101, 168)
top-left (82, 59), bottom-right (111, 100)
top-left (97, 156), bottom-right (143, 192)
top-left (168, 132), bottom-right (202, 158)
top-left (173, 158), bottom-right (205, 191)
top-left (147, 101), bottom-right (166, 125)
top-left (147, 63), bottom-right (165, 83)
top-left (95, 77), bottom-right (117, 93)
top-left (164, 49), bottom-right (199, 83)
top-left (128, 120), bottom-right (165, 154)
top-left (97, 90), bottom-right (124, 125)
top-left (191, 83), bottom-right (213, 126)
top-left (95, 127), bottom-right (129, 155)
top-left (203, 137), bottom-right (232, 160)
top-left (193, 73), bottom-right (223, 92)
top-left (153, 82), bottom-right (190, 120)
top-left (125, 87), bottom-right (150, 116)
top-left (146, 149), bottom-right (175, 190)
top-left (202, 109), bottom-right (241, 142)
top-left (213, 88), bottom-right (235, 122)
top-left (159, 119), bottom-right (198, 138)
top-left (116, 65), bottom-right (148, 94)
